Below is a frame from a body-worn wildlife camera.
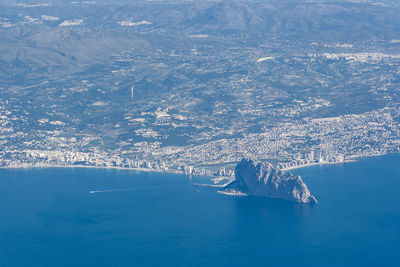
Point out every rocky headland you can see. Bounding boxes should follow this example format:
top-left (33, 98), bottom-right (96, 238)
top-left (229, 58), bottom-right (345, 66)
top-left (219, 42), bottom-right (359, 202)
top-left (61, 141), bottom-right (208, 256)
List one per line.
top-left (221, 158), bottom-right (317, 203)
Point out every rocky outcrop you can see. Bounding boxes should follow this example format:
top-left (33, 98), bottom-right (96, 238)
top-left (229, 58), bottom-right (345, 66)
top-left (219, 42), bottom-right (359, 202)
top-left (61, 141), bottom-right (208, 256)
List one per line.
top-left (221, 158), bottom-right (317, 203)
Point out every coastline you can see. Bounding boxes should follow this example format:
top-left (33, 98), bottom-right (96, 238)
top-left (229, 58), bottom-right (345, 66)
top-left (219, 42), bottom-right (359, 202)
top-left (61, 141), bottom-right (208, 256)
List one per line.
top-left (280, 159), bottom-right (356, 171)
top-left (281, 152), bottom-right (394, 171)
top-left (1, 152), bottom-right (395, 176)
top-left (0, 163), bottom-right (186, 176)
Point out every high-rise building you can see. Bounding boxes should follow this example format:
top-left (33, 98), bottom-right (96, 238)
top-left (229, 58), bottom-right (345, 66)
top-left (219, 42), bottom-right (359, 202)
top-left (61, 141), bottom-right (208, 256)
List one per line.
top-left (309, 150), bottom-right (314, 161)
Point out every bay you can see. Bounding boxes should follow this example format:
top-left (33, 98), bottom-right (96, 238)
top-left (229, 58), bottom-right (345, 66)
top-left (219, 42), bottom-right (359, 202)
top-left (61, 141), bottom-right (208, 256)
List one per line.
top-left (1, 154), bottom-right (400, 266)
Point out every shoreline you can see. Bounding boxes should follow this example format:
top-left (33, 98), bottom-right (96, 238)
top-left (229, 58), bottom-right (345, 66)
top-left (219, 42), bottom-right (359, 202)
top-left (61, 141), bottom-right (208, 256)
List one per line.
top-left (0, 162), bottom-right (224, 180)
top-left (281, 152), bottom-right (394, 171)
top-left (1, 152), bottom-right (396, 175)
top-left (0, 163), bottom-right (190, 176)
top-left (280, 159), bottom-right (356, 171)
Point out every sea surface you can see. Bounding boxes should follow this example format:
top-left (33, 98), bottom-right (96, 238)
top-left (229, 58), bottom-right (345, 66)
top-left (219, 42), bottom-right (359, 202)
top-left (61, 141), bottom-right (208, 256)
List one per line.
top-left (1, 154), bottom-right (400, 266)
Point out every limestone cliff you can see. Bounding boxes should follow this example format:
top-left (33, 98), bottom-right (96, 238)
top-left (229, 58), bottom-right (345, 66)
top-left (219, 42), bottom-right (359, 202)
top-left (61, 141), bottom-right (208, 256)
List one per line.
top-left (222, 158), bottom-right (317, 203)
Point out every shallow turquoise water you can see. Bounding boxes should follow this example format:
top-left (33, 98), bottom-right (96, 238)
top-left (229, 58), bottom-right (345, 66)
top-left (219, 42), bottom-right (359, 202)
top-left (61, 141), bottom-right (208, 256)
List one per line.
top-left (1, 154), bottom-right (400, 266)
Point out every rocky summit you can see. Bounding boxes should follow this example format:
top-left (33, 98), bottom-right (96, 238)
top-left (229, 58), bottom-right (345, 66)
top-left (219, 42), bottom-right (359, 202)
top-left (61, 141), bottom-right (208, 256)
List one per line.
top-left (222, 158), bottom-right (317, 203)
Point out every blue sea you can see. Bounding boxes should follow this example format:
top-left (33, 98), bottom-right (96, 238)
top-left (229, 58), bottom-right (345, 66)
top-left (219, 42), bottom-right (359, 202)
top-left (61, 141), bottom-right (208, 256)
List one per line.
top-left (1, 154), bottom-right (400, 266)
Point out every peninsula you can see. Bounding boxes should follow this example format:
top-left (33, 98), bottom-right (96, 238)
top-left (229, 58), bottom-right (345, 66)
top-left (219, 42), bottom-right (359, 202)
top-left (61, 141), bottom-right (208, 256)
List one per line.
top-left (221, 158), bottom-right (317, 204)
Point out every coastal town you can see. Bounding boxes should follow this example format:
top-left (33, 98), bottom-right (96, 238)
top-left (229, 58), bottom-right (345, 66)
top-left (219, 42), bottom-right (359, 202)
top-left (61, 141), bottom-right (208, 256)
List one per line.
top-left (1, 1), bottom-right (400, 176)
top-left (1, 104), bottom-right (399, 177)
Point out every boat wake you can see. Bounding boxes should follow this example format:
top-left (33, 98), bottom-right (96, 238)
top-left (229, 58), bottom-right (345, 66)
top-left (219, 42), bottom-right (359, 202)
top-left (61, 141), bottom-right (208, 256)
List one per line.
top-left (89, 188), bottom-right (133, 194)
